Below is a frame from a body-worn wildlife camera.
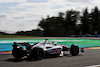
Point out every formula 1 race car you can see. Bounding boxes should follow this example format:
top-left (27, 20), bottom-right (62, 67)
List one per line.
top-left (12, 39), bottom-right (83, 60)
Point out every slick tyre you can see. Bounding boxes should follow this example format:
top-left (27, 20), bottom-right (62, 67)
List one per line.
top-left (29, 48), bottom-right (45, 60)
top-left (70, 44), bottom-right (79, 56)
top-left (12, 47), bottom-right (25, 59)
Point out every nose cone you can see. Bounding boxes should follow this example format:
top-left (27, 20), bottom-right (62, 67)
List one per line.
top-left (81, 48), bottom-right (84, 52)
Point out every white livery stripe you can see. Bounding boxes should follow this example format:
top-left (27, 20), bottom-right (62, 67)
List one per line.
top-left (85, 65), bottom-right (100, 67)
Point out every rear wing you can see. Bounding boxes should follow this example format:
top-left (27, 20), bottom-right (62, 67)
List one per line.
top-left (13, 42), bottom-right (30, 46)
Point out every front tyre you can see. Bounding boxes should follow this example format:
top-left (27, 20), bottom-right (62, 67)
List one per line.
top-left (28, 48), bottom-right (45, 60)
top-left (70, 44), bottom-right (79, 56)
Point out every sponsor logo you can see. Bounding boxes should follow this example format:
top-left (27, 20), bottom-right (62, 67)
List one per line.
top-left (50, 48), bottom-right (61, 54)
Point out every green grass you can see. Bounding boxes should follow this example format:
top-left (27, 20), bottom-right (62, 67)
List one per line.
top-left (0, 35), bottom-right (39, 38)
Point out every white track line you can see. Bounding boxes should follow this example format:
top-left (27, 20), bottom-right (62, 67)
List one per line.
top-left (85, 65), bottom-right (100, 67)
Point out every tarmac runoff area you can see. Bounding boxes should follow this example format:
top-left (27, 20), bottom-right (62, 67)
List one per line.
top-left (0, 49), bottom-right (100, 67)
top-left (0, 37), bottom-right (100, 67)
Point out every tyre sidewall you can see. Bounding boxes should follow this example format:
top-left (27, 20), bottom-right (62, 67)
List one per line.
top-left (12, 48), bottom-right (25, 59)
top-left (29, 48), bottom-right (45, 60)
top-left (70, 45), bottom-right (79, 56)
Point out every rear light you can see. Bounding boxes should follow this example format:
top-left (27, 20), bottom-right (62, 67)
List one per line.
top-left (17, 46), bottom-right (20, 48)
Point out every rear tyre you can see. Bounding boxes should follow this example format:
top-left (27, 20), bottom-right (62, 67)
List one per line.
top-left (70, 44), bottom-right (79, 56)
top-left (12, 47), bottom-right (25, 59)
top-left (28, 48), bottom-right (45, 60)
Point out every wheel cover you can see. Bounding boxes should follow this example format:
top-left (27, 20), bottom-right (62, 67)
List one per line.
top-left (37, 49), bottom-right (44, 59)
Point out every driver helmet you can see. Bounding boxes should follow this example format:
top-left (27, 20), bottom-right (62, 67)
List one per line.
top-left (54, 42), bottom-right (57, 46)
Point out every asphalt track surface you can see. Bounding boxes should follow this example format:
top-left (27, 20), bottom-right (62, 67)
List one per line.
top-left (0, 37), bottom-right (100, 67)
top-left (0, 49), bottom-right (100, 67)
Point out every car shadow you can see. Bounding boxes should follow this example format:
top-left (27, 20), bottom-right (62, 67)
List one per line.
top-left (64, 53), bottom-right (84, 57)
top-left (4, 58), bottom-right (25, 62)
top-left (4, 55), bottom-right (62, 62)
top-left (4, 54), bottom-right (84, 62)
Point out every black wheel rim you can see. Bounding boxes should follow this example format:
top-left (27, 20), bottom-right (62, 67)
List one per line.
top-left (37, 49), bottom-right (44, 59)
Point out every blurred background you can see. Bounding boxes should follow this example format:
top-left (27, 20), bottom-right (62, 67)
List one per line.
top-left (0, 0), bottom-right (100, 37)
